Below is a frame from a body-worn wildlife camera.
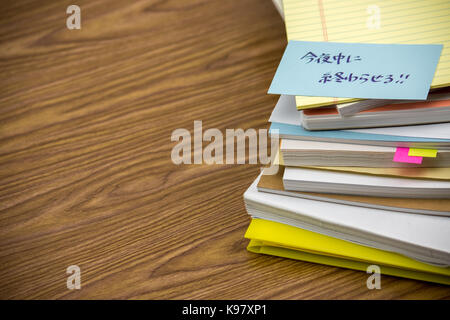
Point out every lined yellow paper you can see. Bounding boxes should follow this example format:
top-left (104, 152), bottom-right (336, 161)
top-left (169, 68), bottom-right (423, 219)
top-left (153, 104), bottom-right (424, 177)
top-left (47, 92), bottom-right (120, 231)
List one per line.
top-left (409, 148), bottom-right (438, 157)
top-left (282, 0), bottom-right (450, 109)
top-left (245, 219), bottom-right (450, 285)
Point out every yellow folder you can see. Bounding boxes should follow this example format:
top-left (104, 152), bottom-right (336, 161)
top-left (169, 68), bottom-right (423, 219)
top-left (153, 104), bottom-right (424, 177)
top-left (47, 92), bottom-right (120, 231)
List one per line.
top-left (245, 218), bottom-right (450, 285)
top-left (282, 0), bottom-right (450, 109)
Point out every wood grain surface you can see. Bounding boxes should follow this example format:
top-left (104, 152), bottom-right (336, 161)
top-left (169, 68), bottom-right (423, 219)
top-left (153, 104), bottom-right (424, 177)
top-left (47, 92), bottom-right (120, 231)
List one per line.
top-left (0, 0), bottom-right (449, 299)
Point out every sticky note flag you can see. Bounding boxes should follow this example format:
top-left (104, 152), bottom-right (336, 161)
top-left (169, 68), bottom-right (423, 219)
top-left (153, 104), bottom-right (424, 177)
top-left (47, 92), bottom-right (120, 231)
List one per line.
top-left (393, 147), bottom-right (422, 164)
top-left (268, 41), bottom-right (443, 100)
top-left (408, 148), bottom-right (438, 158)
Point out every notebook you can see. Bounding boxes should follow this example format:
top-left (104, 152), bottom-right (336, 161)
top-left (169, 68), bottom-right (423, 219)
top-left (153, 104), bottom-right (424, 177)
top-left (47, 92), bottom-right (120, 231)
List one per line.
top-left (258, 167), bottom-right (450, 216)
top-left (274, 149), bottom-right (450, 180)
top-left (244, 173), bottom-right (450, 266)
top-left (269, 95), bottom-right (450, 148)
top-left (283, 166), bottom-right (450, 198)
top-left (280, 139), bottom-right (450, 167)
top-left (302, 95), bottom-right (450, 130)
top-left (282, 0), bottom-right (450, 109)
top-left (337, 88), bottom-right (450, 116)
top-left (245, 218), bottom-right (450, 285)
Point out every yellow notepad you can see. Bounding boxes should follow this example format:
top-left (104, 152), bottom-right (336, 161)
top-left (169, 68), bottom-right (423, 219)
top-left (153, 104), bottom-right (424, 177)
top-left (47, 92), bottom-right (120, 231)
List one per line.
top-left (283, 0), bottom-right (450, 109)
top-left (245, 218), bottom-right (450, 285)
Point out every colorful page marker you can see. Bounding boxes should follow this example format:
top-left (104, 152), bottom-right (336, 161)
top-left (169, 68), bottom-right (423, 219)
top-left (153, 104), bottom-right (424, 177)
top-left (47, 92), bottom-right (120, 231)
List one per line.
top-left (393, 147), bottom-right (423, 164)
top-left (268, 41), bottom-right (443, 100)
top-left (408, 148), bottom-right (438, 158)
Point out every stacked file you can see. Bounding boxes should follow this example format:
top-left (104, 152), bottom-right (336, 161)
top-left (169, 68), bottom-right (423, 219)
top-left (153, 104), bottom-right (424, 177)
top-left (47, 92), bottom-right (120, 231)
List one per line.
top-left (243, 0), bottom-right (450, 284)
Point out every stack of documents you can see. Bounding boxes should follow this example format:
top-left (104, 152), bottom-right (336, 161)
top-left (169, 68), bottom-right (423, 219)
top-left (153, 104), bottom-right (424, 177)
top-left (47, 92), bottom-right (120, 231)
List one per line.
top-left (243, 0), bottom-right (450, 284)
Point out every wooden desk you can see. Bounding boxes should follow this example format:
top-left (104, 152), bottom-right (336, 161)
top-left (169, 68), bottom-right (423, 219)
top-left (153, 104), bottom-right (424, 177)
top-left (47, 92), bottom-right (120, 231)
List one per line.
top-left (0, 0), bottom-right (448, 299)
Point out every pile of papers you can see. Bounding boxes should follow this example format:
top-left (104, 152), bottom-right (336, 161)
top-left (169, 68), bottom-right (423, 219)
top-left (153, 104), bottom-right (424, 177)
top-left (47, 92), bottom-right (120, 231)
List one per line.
top-left (243, 0), bottom-right (450, 284)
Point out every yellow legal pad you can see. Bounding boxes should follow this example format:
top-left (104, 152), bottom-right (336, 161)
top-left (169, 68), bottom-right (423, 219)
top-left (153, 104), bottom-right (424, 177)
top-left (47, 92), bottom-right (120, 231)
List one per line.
top-left (245, 219), bottom-right (450, 285)
top-left (283, 0), bottom-right (450, 109)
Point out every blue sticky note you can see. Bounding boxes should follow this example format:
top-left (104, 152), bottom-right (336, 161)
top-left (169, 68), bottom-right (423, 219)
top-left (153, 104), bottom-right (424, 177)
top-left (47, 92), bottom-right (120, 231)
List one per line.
top-left (268, 41), bottom-right (443, 100)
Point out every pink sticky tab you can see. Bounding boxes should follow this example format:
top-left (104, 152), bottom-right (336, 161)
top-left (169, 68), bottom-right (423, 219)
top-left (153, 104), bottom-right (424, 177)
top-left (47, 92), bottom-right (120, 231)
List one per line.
top-left (393, 147), bottom-right (423, 164)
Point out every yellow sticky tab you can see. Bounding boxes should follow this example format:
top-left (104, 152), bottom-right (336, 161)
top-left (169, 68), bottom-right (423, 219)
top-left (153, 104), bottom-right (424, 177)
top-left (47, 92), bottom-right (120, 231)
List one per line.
top-left (408, 148), bottom-right (438, 158)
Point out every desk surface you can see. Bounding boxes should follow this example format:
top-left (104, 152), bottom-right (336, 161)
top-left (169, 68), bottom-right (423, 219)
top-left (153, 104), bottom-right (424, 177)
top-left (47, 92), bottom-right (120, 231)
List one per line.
top-left (0, 0), bottom-right (449, 299)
